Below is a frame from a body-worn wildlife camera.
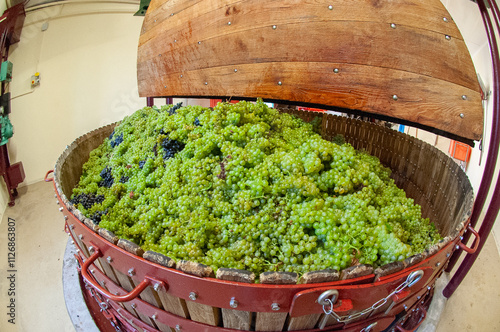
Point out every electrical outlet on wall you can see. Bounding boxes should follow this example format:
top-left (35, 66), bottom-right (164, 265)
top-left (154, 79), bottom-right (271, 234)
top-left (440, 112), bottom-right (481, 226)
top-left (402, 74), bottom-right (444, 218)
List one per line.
top-left (31, 72), bottom-right (40, 88)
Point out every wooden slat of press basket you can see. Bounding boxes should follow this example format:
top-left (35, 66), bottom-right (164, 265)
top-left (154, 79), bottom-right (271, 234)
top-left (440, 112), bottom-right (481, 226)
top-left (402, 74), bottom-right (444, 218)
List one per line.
top-left (138, 0), bottom-right (483, 141)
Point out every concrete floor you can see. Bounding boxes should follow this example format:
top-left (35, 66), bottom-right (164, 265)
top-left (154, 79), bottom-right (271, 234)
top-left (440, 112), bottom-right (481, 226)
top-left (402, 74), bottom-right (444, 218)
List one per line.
top-left (1, 181), bottom-right (500, 332)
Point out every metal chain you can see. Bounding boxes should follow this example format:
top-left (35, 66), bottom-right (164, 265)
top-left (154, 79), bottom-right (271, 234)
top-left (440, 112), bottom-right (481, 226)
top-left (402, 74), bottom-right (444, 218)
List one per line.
top-left (322, 270), bottom-right (423, 324)
top-left (85, 282), bottom-right (122, 331)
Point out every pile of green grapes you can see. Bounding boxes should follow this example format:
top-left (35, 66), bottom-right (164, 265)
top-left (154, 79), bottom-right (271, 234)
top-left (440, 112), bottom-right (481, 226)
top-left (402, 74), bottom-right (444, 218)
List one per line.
top-left (71, 100), bottom-right (441, 275)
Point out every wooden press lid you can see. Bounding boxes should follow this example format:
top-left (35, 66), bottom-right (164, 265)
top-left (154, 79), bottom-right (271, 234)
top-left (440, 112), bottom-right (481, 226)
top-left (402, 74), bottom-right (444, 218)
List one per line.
top-left (137, 0), bottom-right (483, 142)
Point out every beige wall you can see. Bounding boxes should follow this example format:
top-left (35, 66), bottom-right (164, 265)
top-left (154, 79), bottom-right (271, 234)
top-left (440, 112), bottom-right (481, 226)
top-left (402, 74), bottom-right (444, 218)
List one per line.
top-left (9, 1), bottom-right (147, 179)
top-left (1, 2), bottom-right (146, 217)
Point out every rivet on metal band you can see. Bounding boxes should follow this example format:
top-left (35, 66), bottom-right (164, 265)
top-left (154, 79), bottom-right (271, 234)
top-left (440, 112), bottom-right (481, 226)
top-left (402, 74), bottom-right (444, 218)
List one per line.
top-left (271, 303), bottom-right (280, 311)
top-left (189, 292), bottom-right (198, 301)
top-left (128, 268), bottom-right (135, 276)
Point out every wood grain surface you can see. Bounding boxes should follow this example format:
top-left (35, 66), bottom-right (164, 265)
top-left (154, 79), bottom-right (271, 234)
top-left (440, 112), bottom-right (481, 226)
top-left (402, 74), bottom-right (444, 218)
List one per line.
top-left (138, 0), bottom-right (483, 141)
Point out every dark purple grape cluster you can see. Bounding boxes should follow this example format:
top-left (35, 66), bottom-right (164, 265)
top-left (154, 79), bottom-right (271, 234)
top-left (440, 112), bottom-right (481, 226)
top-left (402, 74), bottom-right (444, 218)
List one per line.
top-left (99, 167), bottom-right (114, 188)
top-left (167, 102), bottom-right (183, 116)
top-left (110, 132), bottom-right (124, 148)
top-left (120, 176), bottom-right (129, 183)
top-left (194, 117), bottom-right (201, 126)
top-left (161, 137), bottom-right (185, 160)
top-left (70, 193), bottom-right (104, 210)
top-left (90, 208), bottom-right (109, 225)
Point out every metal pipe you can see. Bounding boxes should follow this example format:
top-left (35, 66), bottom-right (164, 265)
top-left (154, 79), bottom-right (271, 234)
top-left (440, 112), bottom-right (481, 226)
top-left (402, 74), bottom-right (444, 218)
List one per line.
top-left (443, 0), bottom-right (500, 297)
top-left (445, 0), bottom-right (500, 273)
top-left (25, 0), bottom-right (139, 13)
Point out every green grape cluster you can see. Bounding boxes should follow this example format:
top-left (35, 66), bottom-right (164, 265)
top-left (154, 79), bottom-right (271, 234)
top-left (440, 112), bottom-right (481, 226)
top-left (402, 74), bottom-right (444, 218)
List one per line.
top-left (71, 100), bottom-right (441, 276)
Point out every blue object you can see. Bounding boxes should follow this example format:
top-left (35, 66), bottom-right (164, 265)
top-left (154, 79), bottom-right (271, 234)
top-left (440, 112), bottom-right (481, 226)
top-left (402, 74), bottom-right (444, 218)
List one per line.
top-left (398, 124), bottom-right (405, 133)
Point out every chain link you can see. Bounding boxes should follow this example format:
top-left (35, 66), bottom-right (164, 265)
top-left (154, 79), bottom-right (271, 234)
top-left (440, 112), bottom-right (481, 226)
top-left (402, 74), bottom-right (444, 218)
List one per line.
top-left (85, 282), bottom-right (122, 331)
top-left (321, 270), bottom-right (423, 324)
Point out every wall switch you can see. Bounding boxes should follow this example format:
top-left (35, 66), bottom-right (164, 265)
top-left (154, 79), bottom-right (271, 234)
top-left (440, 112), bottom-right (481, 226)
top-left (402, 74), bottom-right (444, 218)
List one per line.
top-left (31, 72), bottom-right (40, 88)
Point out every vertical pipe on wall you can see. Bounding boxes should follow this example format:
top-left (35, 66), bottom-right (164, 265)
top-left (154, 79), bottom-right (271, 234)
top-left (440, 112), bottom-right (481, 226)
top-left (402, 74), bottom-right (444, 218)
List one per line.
top-left (443, 0), bottom-right (500, 297)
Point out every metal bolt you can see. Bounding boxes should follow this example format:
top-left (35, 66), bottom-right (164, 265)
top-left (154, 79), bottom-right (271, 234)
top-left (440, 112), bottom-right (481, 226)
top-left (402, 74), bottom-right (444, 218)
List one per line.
top-left (443, 17), bottom-right (448, 22)
top-left (154, 283), bottom-right (160, 291)
top-left (278, 81), bottom-right (282, 86)
top-left (390, 23), bottom-right (396, 29)
top-left (164, 85), bottom-right (167, 88)
top-left (189, 292), bottom-right (198, 301)
top-left (460, 236), bottom-right (464, 240)
top-left (175, 325), bottom-right (181, 331)
top-left (90, 269), bottom-right (95, 274)
top-left (462, 95), bottom-right (468, 100)
top-left (459, 113), bottom-right (465, 118)
top-left (392, 95), bottom-right (398, 101)
top-left (64, 216), bottom-right (68, 221)
top-left (228, 21), bottom-right (231, 25)
top-left (152, 314), bottom-right (158, 320)
top-left (445, 35), bottom-right (451, 40)
top-left (427, 286), bottom-right (431, 290)
top-left (128, 268), bottom-right (135, 276)
top-left (88, 246), bottom-right (94, 253)
top-left (333, 68), bottom-right (339, 73)
top-left (70, 224), bottom-right (74, 229)
top-left (56, 200), bottom-right (60, 205)
top-left (154, 19), bottom-right (156, 22)
top-left (328, 5), bottom-right (333, 10)
top-left (403, 304), bottom-right (408, 311)
top-left (455, 245), bottom-right (460, 250)
top-left (205, 82), bottom-right (208, 85)
top-left (170, 13), bottom-right (174, 16)
top-left (71, 240), bottom-right (75, 245)
top-left (446, 253), bottom-right (451, 257)
top-left (78, 234), bottom-right (83, 240)
top-left (131, 303), bottom-right (137, 309)
top-left (174, 39), bottom-right (177, 43)
top-left (271, 303), bottom-right (280, 311)
top-left (234, 69), bottom-right (238, 72)
top-left (107, 256), bottom-right (113, 263)
top-left (54, 194), bottom-right (57, 198)
top-left (180, 74), bottom-right (183, 78)
top-left (417, 296), bottom-right (421, 300)
top-left (229, 297), bottom-right (238, 308)
top-left (198, 41), bottom-right (201, 44)
top-left (159, 54), bottom-right (161, 57)
top-left (59, 207), bottom-right (64, 212)
top-left (272, 25), bottom-right (277, 29)
top-left (436, 262), bottom-right (441, 267)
